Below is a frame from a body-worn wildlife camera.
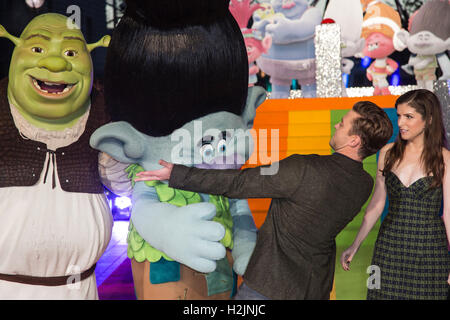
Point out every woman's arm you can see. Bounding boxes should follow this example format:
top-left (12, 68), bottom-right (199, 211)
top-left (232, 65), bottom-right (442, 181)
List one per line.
top-left (442, 149), bottom-right (450, 241)
top-left (341, 143), bottom-right (392, 270)
top-left (442, 148), bottom-right (450, 284)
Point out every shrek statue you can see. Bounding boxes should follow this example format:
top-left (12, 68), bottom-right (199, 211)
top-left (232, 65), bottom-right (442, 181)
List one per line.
top-left (0, 13), bottom-right (125, 299)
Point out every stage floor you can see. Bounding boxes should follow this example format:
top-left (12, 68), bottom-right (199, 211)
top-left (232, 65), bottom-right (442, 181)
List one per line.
top-left (95, 221), bottom-right (136, 300)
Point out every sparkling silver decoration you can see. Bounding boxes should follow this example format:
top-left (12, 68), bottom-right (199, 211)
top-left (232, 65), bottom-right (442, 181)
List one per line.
top-left (266, 90), bottom-right (302, 99)
top-left (434, 80), bottom-right (450, 143)
top-left (314, 23), bottom-right (342, 98)
top-left (289, 90), bottom-right (303, 99)
top-left (346, 85), bottom-right (419, 97)
top-left (286, 85), bottom-right (418, 99)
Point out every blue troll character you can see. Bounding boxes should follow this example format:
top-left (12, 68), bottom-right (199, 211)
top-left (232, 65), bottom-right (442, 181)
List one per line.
top-left (253, 0), bottom-right (322, 98)
top-left (90, 0), bottom-right (265, 300)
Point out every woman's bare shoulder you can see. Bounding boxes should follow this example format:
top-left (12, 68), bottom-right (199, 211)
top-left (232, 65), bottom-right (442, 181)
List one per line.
top-left (442, 147), bottom-right (450, 162)
top-left (379, 142), bottom-right (395, 157)
top-left (376, 143), bottom-right (395, 172)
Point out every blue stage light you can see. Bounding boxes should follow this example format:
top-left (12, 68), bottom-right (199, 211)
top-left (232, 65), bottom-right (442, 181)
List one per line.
top-left (390, 71), bottom-right (400, 86)
top-left (361, 56), bottom-right (371, 68)
top-left (104, 189), bottom-right (131, 221)
top-left (115, 196), bottom-right (132, 210)
top-left (342, 73), bottom-right (349, 88)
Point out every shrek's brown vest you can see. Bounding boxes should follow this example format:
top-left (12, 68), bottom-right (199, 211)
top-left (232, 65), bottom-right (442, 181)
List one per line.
top-left (0, 77), bottom-right (110, 193)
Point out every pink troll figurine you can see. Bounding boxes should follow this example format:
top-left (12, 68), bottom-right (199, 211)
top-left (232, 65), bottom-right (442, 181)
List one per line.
top-left (361, 1), bottom-right (401, 95)
top-left (229, 0), bottom-right (272, 86)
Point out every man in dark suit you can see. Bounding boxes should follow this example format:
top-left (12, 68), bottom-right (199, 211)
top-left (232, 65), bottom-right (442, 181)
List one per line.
top-left (134, 101), bottom-right (393, 300)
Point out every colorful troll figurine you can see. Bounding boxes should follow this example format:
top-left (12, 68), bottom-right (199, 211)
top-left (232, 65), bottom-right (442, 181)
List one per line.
top-left (252, 0), bottom-right (322, 98)
top-left (0, 14), bottom-right (117, 299)
top-left (394, 0), bottom-right (450, 91)
top-left (229, 0), bottom-right (272, 86)
top-left (361, 1), bottom-right (401, 96)
top-left (90, 0), bottom-right (264, 300)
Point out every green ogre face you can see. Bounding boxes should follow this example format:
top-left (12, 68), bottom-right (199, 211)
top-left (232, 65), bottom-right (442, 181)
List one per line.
top-left (7, 14), bottom-right (93, 126)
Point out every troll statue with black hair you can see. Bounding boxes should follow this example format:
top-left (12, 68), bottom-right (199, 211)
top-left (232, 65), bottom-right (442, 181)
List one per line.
top-left (90, 0), bottom-right (265, 299)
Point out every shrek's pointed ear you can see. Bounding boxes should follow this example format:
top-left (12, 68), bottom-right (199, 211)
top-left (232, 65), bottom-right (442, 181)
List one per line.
top-left (90, 121), bottom-right (147, 163)
top-left (87, 35), bottom-right (111, 52)
top-left (0, 24), bottom-right (22, 46)
top-left (241, 86), bottom-right (267, 129)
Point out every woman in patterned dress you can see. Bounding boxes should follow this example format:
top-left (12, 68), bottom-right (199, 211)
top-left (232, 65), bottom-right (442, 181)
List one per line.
top-left (340, 89), bottom-right (450, 299)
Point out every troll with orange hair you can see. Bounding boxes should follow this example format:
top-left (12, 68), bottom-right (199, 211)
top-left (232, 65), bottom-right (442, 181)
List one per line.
top-left (361, 1), bottom-right (401, 95)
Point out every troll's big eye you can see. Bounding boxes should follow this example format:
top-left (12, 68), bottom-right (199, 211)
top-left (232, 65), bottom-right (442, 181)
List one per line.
top-left (217, 139), bottom-right (227, 154)
top-left (200, 144), bottom-right (214, 164)
top-left (31, 47), bottom-right (44, 54)
top-left (64, 50), bottom-right (77, 57)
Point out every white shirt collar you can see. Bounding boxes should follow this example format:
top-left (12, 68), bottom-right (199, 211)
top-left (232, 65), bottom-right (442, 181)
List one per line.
top-left (9, 101), bottom-right (91, 150)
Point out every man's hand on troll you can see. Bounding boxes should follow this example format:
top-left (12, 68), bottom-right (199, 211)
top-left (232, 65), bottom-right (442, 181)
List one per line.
top-left (135, 159), bottom-right (174, 181)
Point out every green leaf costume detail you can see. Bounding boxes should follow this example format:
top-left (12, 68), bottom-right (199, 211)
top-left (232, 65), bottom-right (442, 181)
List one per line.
top-left (125, 164), bottom-right (233, 263)
top-left (209, 195), bottom-right (233, 249)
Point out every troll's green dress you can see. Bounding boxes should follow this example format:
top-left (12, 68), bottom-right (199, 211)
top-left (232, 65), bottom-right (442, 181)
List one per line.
top-left (367, 172), bottom-right (450, 300)
top-left (125, 164), bottom-right (235, 296)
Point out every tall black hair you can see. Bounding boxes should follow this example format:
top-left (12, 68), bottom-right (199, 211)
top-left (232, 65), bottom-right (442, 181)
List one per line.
top-left (104, 0), bottom-right (249, 137)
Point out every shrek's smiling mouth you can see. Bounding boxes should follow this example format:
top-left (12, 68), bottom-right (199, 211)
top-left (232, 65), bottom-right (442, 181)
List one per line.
top-left (29, 76), bottom-right (77, 98)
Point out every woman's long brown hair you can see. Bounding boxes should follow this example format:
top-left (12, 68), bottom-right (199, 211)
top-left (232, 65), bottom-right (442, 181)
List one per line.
top-left (383, 89), bottom-right (448, 188)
